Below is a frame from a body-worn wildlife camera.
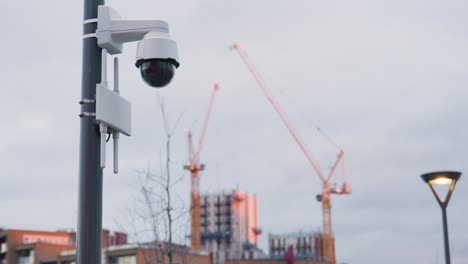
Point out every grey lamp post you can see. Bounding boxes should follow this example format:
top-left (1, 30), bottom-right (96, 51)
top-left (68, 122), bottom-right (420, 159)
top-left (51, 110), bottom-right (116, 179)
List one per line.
top-left (421, 171), bottom-right (461, 264)
top-left (78, 1), bottom-right (104, 263)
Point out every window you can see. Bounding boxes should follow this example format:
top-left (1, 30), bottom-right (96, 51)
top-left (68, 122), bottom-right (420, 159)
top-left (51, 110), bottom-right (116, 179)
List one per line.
top-left (108, 255), bottom-right (136, 264)
top-left (0, 242), bottom-right (6, 253)
top-left (16, 249), bottom-right (34, 264)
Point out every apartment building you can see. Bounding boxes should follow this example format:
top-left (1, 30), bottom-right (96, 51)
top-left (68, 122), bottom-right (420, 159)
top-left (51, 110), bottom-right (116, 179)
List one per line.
top-left (0, 229), bottom-right (75, 264)
top-left (57, 243), bottom-right (210, 264)
top-left (0, 228), bottom-right (128, 264)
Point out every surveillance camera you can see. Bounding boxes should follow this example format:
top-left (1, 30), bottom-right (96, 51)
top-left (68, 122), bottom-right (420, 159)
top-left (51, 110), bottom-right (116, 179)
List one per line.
top-left (135, 31), bottom-right (180, 88)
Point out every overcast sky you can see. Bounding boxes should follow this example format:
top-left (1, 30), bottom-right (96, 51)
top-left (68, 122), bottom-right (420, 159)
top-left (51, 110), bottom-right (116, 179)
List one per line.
top-left (1, 1), bottom-right (468, 263)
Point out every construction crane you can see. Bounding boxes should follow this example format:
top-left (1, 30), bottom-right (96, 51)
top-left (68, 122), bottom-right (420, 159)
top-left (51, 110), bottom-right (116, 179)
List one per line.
top-left (231, 42), bottom-right (351, 264)
top-left (183, 82), bottom-right (220, 251)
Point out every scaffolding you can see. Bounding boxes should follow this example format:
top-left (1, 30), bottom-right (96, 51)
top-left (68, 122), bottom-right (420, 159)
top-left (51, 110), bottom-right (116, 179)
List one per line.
top-left (269, 231), bottom-right (324, 261)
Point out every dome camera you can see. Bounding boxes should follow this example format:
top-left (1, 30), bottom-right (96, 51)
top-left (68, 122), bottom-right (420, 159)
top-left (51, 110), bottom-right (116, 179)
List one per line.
top-left (135, 31), bottom-right (180, 88)
top-left (96, 5), bottom-right (180, 88)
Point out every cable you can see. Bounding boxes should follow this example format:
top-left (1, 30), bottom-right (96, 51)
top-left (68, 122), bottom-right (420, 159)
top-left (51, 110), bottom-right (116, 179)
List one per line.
top-left (315, 126), bottom-right (341, 151)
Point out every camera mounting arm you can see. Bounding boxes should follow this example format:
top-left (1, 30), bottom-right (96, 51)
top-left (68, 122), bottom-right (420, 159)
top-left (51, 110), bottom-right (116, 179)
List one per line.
top-left (96, 5), bottom-right (169, 55)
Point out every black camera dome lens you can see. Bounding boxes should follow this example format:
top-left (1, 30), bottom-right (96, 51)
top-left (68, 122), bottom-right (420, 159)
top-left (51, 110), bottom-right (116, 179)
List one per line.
top-left (139, 59), bottom-right (175, 88)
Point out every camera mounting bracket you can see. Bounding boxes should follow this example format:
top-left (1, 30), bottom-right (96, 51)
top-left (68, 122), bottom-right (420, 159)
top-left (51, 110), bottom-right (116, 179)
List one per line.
top-left (96, 5), bottom-right (170, 55)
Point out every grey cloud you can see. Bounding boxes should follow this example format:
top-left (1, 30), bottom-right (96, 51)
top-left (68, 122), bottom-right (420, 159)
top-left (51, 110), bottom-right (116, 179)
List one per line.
top-left (1, 1), bottom-right (468, 264)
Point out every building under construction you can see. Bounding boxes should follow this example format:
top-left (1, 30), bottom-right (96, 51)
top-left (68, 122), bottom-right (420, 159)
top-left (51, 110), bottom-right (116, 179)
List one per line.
top-left (200, 189), bottom-right (262, 264)
top-left (269, 231), bottom-right (324, 261)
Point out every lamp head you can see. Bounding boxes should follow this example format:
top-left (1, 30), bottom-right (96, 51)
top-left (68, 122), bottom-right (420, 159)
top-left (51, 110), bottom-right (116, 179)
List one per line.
top-left (421, 171), bottom-right (461, 207)
top-left (421, 171), bottom-right (461, 185)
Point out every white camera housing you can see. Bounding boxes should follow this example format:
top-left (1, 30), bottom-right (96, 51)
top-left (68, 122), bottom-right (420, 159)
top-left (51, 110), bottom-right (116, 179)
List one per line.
top-left (135, 31), bottom-right (179, 68)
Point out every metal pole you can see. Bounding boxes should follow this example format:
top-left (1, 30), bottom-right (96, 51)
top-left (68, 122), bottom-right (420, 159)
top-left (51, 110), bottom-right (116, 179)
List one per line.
top-left (441, 207), bottom-right (451, 264)
top-left (78, 0), bottom-right (104, 263)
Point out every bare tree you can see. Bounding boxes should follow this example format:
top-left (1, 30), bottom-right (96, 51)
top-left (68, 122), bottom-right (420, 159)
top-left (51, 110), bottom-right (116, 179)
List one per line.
top-left (128, 97), bottom-right (190, 264)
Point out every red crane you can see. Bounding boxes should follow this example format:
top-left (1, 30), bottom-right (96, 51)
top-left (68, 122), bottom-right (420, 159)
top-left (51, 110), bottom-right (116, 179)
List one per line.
top-left (231, 42), bottom-right (351, 264)
top-left (183, 82), bottom-right (220, 251)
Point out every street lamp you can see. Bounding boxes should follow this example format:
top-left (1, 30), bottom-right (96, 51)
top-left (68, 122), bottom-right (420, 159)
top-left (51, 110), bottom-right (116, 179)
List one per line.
top-left (421, 171), bottom-right (461, 264)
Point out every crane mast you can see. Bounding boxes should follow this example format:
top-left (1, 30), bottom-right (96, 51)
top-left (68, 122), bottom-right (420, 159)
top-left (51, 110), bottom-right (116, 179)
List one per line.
top-left (184, 83), bottom-right (219, 251)
top-left (231, 42), bottom-right (350, 264)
